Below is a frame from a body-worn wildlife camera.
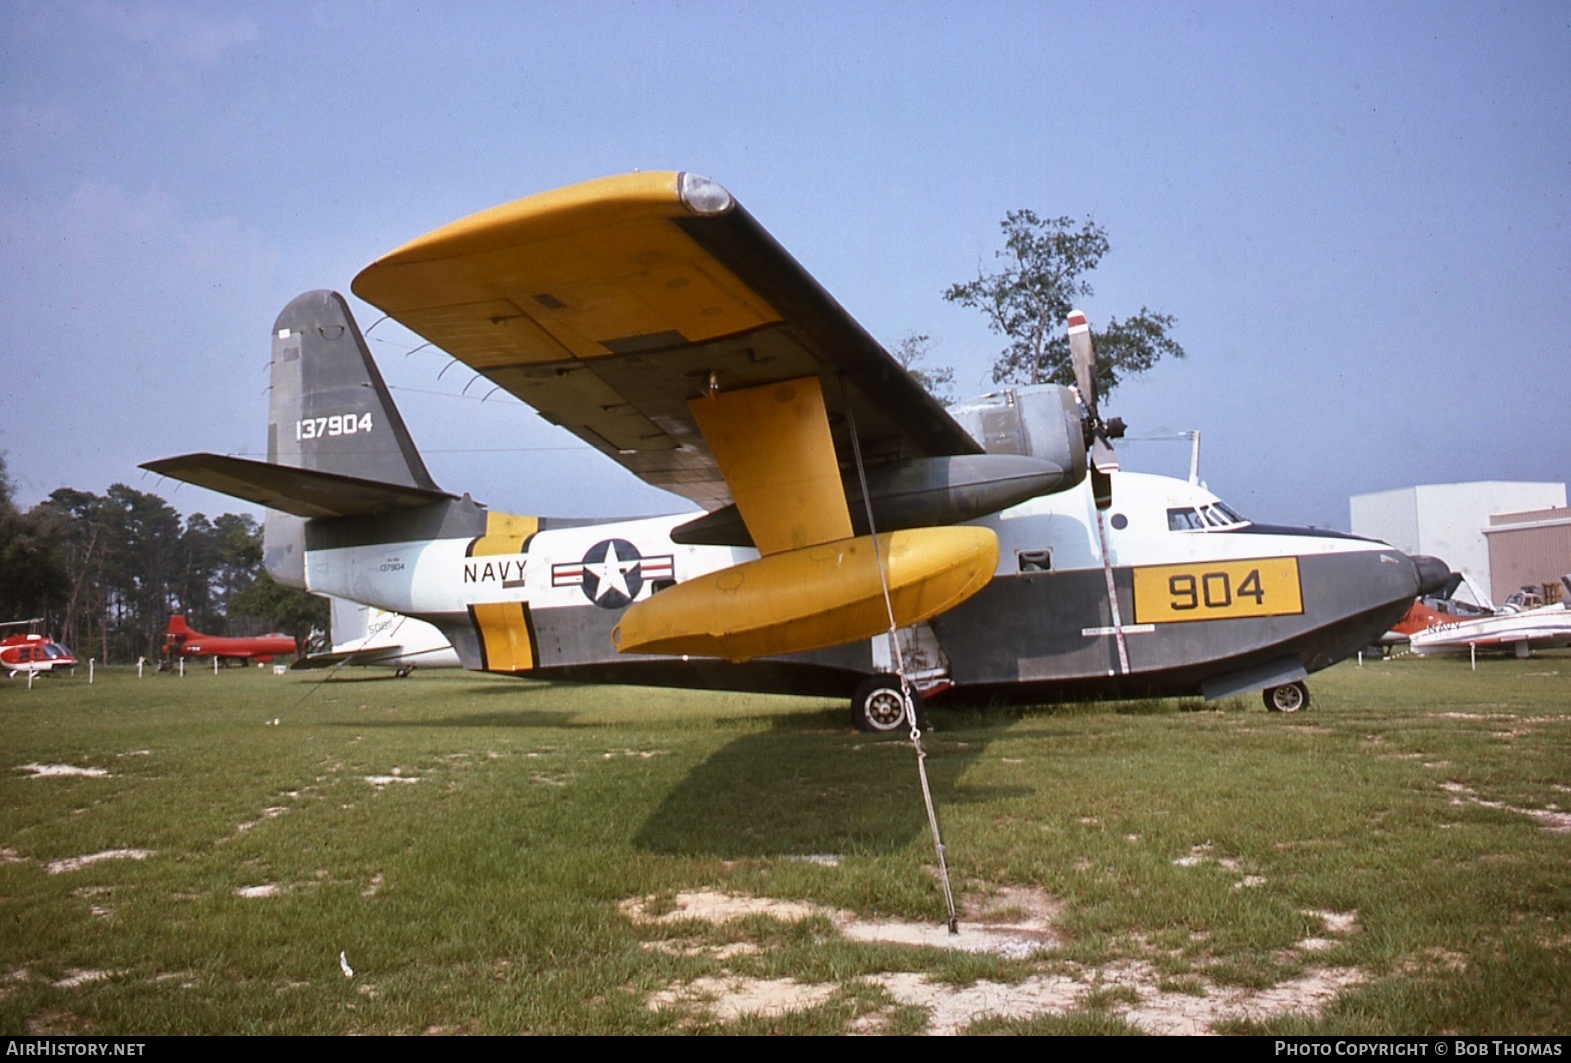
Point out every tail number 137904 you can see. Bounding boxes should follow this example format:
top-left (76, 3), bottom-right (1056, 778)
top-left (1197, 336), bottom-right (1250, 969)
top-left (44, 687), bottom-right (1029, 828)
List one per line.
top-left (297, 413), bottom-right (373, 440)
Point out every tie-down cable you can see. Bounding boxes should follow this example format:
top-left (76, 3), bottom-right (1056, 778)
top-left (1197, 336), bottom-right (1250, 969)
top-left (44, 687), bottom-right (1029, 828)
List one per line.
top-left (840, 377), bottom-right (959, 935)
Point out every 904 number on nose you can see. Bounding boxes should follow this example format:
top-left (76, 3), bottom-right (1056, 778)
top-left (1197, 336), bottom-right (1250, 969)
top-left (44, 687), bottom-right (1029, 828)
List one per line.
top-left (1132, 557), bottom-right (1303, 623)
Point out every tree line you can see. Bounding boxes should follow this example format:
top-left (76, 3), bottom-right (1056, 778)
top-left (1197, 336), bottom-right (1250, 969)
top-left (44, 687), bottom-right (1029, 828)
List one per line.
top-left (0, 457), bottom-right (326, 662)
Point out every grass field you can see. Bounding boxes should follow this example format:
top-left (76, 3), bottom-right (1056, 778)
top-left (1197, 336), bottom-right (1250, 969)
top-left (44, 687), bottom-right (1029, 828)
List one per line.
top-left (1, 654), bottom-right (1566, 1035)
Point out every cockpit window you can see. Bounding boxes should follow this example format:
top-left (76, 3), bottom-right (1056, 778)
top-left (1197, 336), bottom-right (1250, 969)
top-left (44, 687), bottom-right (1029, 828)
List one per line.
top-left (1169, 503), bottom-right (1249, 532)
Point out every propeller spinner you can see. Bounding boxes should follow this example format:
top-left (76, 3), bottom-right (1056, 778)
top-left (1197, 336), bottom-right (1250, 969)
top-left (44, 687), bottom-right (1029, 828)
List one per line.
top-left (1067, 310), bottom-right (1125, 510)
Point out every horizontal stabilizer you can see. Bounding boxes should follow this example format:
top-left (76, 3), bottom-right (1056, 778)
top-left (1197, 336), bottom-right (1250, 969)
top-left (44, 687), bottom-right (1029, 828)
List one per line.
top-left (291, 646), bottom-right (405, 670)
top-left (141, 453), bottom-right (456, 519)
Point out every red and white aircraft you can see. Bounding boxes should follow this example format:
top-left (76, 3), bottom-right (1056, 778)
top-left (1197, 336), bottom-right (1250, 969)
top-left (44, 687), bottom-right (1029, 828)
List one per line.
top-left (163, 616), bottom-right (298, 665)
top-left (1, 620), bottom-right (78, 677)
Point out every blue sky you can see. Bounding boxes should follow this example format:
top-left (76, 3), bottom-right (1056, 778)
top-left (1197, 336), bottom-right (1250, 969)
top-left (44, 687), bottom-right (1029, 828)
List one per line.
top-left (3, 0), bottom-right (1567, 530)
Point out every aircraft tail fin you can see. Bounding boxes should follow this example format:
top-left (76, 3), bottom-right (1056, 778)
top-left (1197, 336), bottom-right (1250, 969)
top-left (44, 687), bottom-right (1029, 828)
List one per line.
top-left (142, 290), bottom-right (453, 588)
top-left (167, 615), bottom-right (191, 635)
top-left (262, 291), bottom-right (439, 586)
top-left (268, 290), bottom-right (435, 488)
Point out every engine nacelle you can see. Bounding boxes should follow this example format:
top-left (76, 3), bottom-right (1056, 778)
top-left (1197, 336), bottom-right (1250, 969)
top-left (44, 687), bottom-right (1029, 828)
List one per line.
top-left (948, 385), bottom-right (1088, 478)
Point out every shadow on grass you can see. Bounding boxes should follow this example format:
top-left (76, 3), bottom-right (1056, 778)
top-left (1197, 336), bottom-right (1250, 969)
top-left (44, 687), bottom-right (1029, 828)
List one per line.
top-left (312, 673), bottom-right (408, 684)
top-left (631, 722), bottom-right (1009, 858)
top-left (332, 710), bottom-right (584, 729)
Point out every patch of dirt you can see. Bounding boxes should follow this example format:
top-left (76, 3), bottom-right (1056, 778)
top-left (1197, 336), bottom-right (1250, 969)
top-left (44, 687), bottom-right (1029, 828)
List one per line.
top-left (149, 972), bottom-right (196, 987)
top-left (53, 970), bottom-right (114, 989)
top-left (17, 763), bottom-right (108, 778)
top-left (648, 975), bottom-right (838, 1023)
top-left (236, 883), bottom-right (280, 898)
top-left (1305, 910), bottom-right (1358, 936)
top-left (361, 873), bottom-right (384, 898)
top-left (641, 939), bottom-right (761, 959)
top-left (623, 891), bottom-right (823, 927)
top-left (364, 773), bottom-right (420, 787)
top-left (1441, 782), bottom-right (1571, 833)
top-left (0, 848), bottom-right (29, 865)
top-left (869, 970), bottom-right (1085, 1034)
top-left (625, 887), bottom-right (1371, 1034)
top-left (236, 806), bottom-right (289, 833)
top-left (47, 849), bottom-right (152, 875)
top-left (871, 959), bottom-right (1364, 1035)
top-left (622, 888), bottom-right (1062, 958)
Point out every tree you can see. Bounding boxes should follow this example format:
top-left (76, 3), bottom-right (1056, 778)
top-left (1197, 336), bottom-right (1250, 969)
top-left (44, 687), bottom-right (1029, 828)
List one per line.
top-left (944, 210), bottom-right (1184, 394)
top-left (0, 455), bottom-right (70, 624)
top-left (890, 332), bottom-right (956, 404)
top-left (230, 572), bottom-right (328, 654)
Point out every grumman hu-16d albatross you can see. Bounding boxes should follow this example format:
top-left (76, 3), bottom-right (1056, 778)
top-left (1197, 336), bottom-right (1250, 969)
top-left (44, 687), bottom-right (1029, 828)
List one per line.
top-left (144, 172), bottom-right (1451, 728)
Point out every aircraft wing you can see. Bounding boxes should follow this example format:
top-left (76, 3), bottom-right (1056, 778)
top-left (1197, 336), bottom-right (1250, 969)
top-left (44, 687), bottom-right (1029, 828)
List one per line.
top-left (351, 172), bottom-right (982, 512)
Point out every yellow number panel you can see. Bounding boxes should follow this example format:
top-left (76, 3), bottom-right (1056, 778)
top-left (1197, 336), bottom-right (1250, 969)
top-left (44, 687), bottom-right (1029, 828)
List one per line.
top-left (1132, 557), bottom-right (1303, 624)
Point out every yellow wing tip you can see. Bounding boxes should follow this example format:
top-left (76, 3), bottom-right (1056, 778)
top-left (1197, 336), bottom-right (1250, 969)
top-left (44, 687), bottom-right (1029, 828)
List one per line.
top-left (355, 171), bottom-right (700, 287)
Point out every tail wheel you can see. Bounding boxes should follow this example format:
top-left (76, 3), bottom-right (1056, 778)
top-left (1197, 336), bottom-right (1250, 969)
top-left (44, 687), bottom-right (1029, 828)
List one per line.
top-left (1263, 681), bottom-right (1310, 713)
top-left (851, 675), bottom-right (911, 733)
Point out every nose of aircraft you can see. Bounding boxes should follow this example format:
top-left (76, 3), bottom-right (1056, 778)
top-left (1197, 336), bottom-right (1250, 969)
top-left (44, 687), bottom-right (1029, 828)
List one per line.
top-left (1409, 554), bottom-right (1453, 598)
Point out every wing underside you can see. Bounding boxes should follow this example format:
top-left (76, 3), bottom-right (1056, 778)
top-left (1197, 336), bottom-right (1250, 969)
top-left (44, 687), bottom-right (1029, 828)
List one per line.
top-left (351, 171), bottom-right (980, 511)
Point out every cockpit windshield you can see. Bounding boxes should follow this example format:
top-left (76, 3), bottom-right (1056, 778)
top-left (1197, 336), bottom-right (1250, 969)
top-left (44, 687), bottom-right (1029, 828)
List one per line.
top-left (1167, 501), bottom-right (1249, 532)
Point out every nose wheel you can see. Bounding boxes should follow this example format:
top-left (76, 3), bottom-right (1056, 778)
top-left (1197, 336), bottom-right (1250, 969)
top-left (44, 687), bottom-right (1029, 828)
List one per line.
top-left (851, 675), bottom-right (912, 733)
top-left (1263, 681), bottom-right (1310, 713)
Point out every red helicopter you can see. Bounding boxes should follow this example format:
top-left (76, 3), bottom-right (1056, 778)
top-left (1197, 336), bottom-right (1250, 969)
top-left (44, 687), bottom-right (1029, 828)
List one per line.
top-left (163, 615), bottom-right (298, 665)
top-left (1, 620), bottom-right (78, 678)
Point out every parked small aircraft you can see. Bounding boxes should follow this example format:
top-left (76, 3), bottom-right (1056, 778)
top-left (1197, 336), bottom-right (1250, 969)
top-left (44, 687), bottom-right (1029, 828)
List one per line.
top-left (1, 620), bottom-right (77, 678)
top-left (144, 172), bottom-right (1450, 726)
top-left (1410, 576), bottom-right (1571, 658)
top-left (163, 615), bottom-right (297, 665)
top-left (294, 598), bottom-right (460, 676)
top-left (1378, 571), bottom-right (1492, 649)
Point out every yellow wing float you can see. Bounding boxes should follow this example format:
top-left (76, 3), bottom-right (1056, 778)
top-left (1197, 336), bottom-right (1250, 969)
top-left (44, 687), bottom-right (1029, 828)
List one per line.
top-left (353, 172), bottom-right (1012, 661)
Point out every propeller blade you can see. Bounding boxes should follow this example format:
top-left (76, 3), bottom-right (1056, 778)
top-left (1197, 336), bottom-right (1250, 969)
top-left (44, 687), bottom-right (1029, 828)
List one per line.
top-left (1091, 437), bottom-right (1119, 472)
top-left (1089, 438), bottom-right (1118, 510)
top-left (1067, 310), bottom-right (1097, 413)
top-left (1090, 465), bottom-right (1113, 510)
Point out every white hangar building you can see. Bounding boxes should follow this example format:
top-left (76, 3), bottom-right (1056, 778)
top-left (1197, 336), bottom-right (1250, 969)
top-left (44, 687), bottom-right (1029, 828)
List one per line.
top-left (1349, 482), bottom-right (1567, 606)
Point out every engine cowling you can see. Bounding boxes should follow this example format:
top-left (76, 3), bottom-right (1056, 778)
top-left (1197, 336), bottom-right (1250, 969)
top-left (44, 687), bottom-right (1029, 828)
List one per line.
top-left (947, 385), bottom-right (1089, 474)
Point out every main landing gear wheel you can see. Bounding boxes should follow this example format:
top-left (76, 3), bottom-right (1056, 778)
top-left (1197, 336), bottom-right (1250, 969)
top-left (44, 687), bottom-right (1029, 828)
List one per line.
top-left (851, 675), bottom-right (911, 733)
top-left (1263, 681), bottom-right (1310, 714)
